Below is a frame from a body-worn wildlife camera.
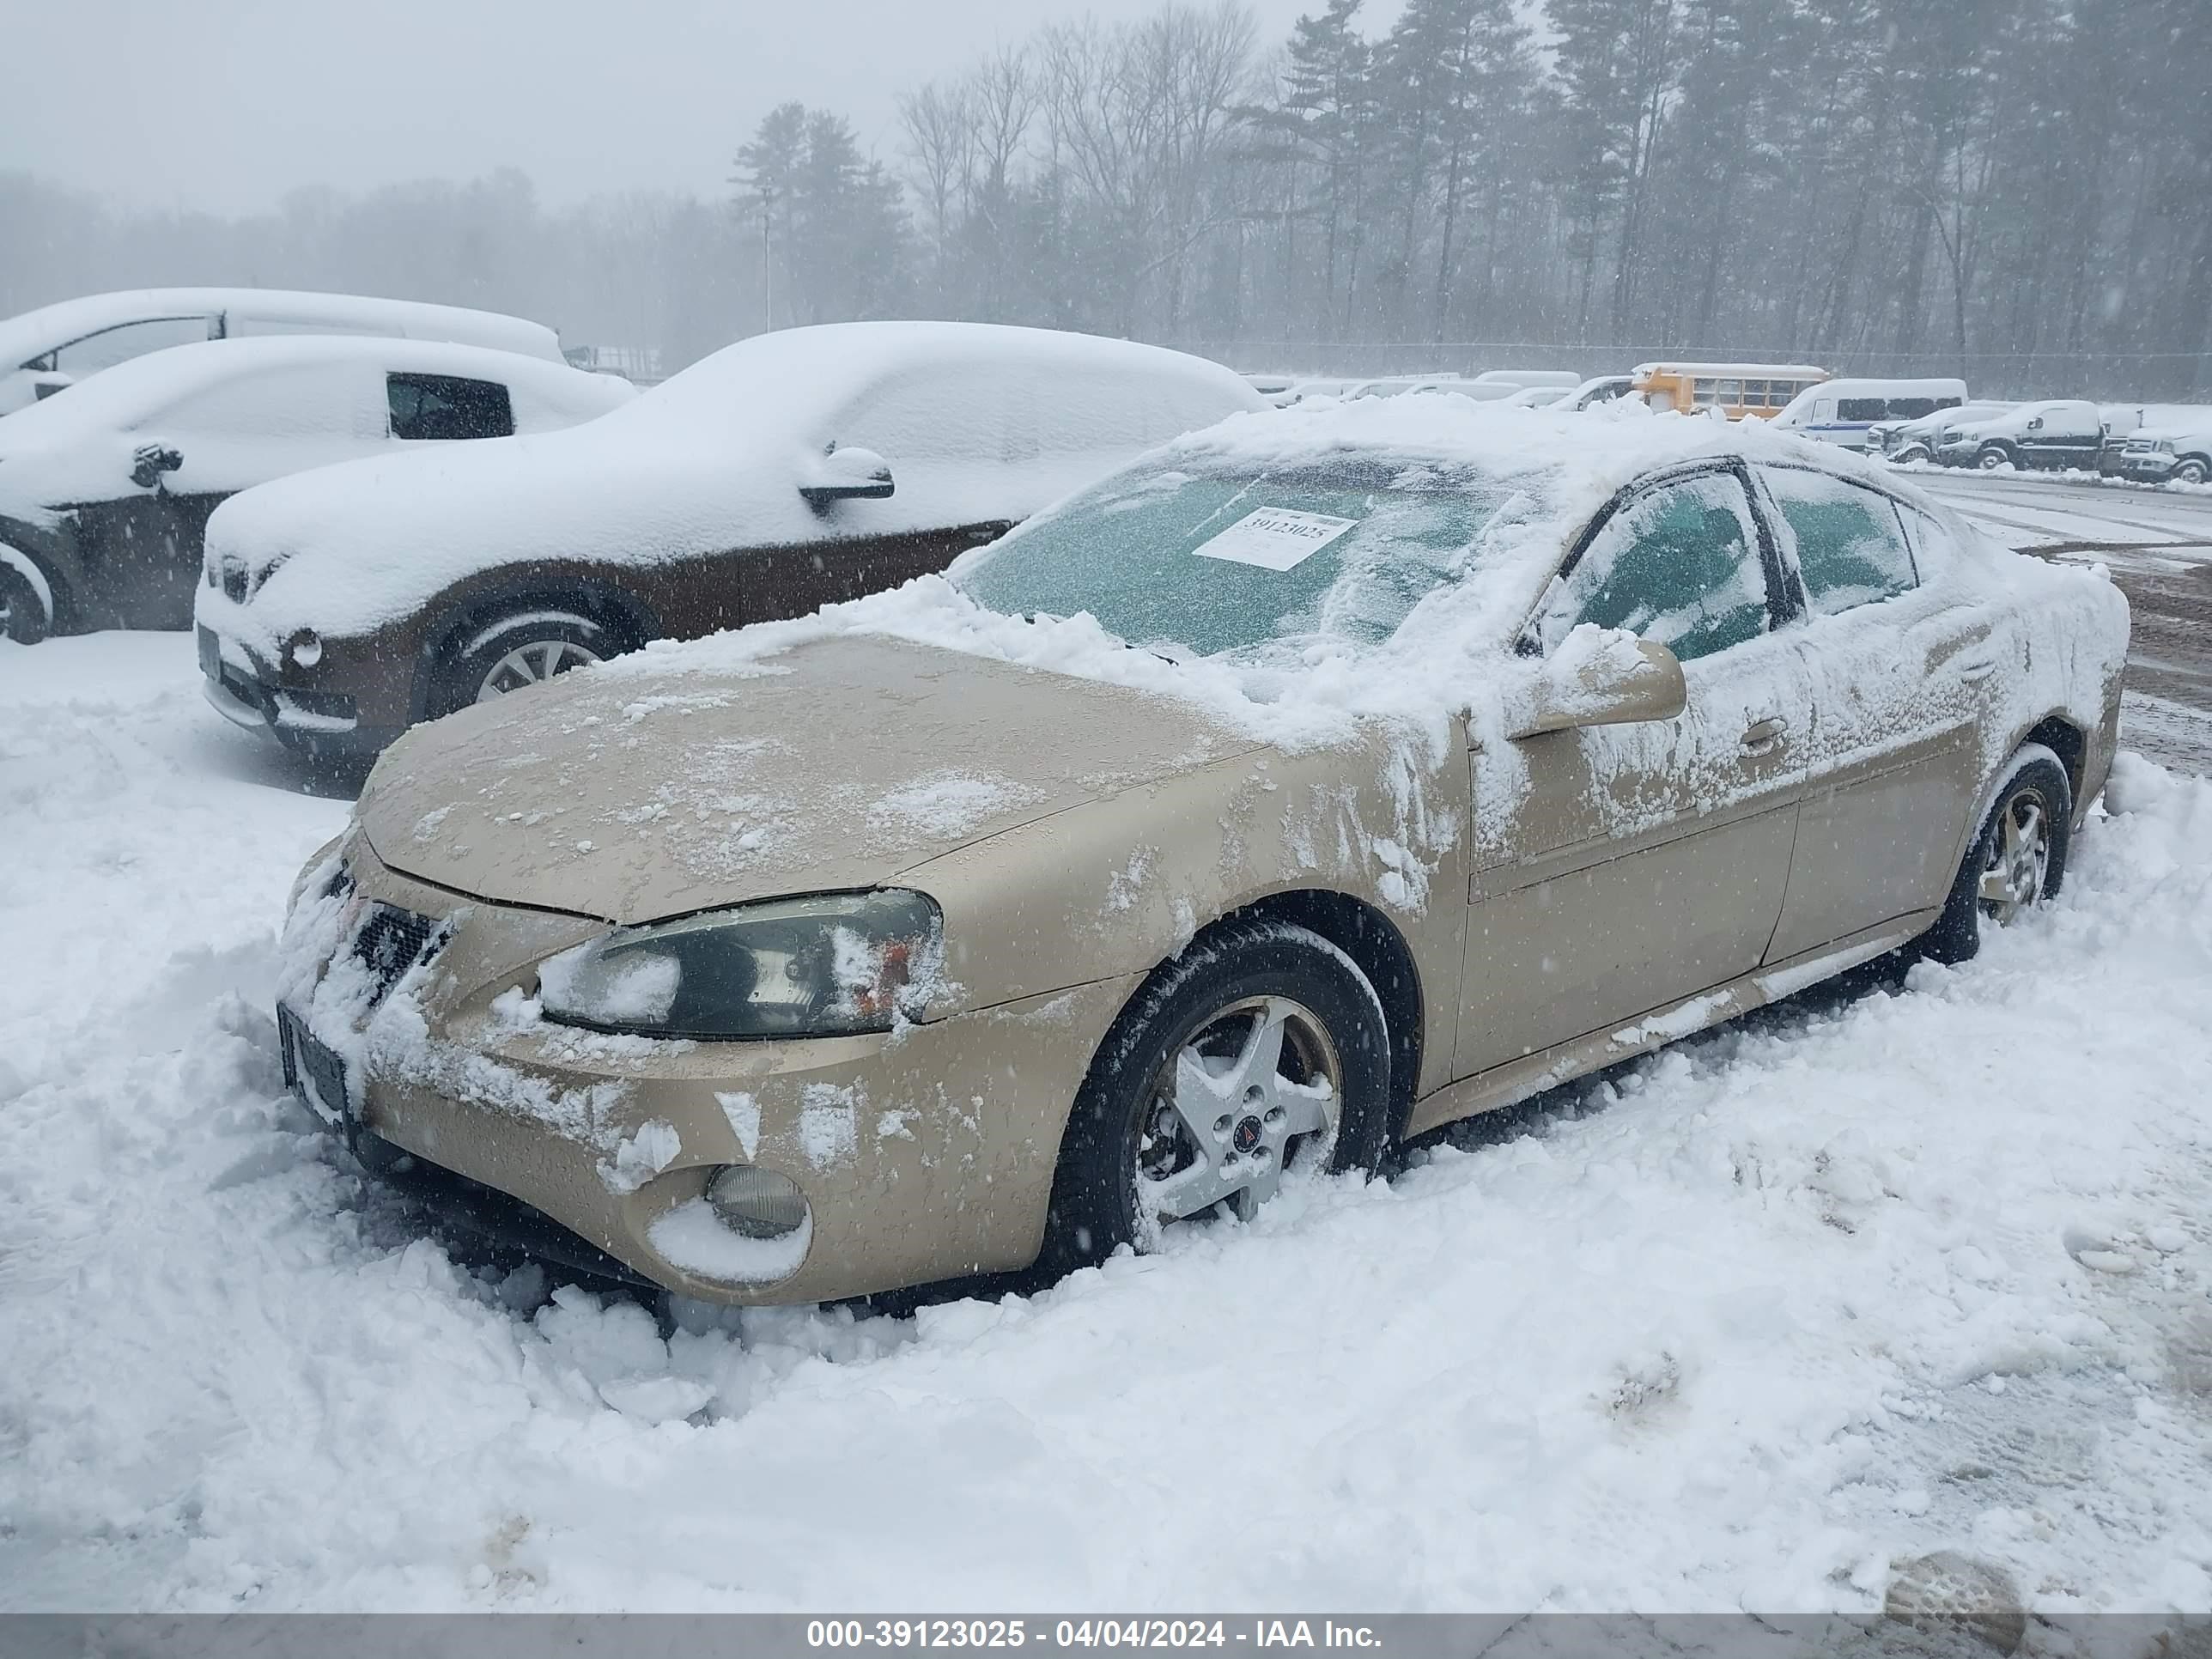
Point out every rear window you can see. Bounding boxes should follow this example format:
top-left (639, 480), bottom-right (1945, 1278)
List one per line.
top-left (387, 373), bottom-right (514, 441)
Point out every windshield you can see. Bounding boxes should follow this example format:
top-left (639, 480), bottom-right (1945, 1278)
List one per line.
top-left (955, 458), bottom-right (1533, 659)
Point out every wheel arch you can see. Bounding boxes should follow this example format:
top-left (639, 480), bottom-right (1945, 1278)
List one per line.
top-left (2021, 713), bottom-right (2087, 804)
top-left (1170, 889), bottom-right (1425, 1143)
top-left (409, 575), bottom-right (663, 722)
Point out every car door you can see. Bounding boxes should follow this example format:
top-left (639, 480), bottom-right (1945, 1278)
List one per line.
top-left (1454, 463), bottom-right (1812, 1080)
top-left (81, 361), bottom-right (384, 628)
top-left (751, 368), bottom-right (1018, 617)
top-left (1755, 469), bottom-right (1992, 962)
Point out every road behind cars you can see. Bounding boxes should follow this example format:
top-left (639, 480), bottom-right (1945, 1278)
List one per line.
top-left (1917, 468), bottom-right (2212, 775)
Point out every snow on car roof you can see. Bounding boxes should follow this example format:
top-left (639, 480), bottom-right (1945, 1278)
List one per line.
top-left (1773, 377), bottom-right (1969, 416)
top-left (0, 287), bottom-right (562, 370)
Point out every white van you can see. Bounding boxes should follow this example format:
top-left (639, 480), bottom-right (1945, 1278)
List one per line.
top-left (1773, 378), bottom-right (1969, 449)
top-left (0, 288), bottom-right (566, 416)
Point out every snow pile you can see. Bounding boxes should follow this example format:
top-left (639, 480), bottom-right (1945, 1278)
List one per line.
top-left (3, 635), bottom-right (2211, 1614)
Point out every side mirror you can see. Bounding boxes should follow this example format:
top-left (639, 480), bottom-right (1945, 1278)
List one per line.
top-left (1512, 633), bottom-right (1686, 738)
top-left (131, 441), bottom-right (183, 490)
top-left (2026, 417), bottom-right (2043, 431)
top-left (799, 445), bottom-right (894, 507)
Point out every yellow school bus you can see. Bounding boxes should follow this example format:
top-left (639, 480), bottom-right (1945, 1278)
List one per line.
top-left (1632, 362), bottom-right (1830, 419)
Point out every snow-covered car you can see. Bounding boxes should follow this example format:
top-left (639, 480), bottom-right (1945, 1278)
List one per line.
top-left (1931, 399), bottom-right (2106, 471)
top-left (0, 337), bottom-right (632, 644)
top-left (1504, 385), bottom-right (1574, 409)
top-left (0, 287), bottom-right (565, 417)
top-left (275, 399), bottom-right (2128, 1306)
top-left (1770, 378), bottom-right (1968, 451)
top-left (2099, 418), bottom-right (2212, 486)
top-left (1869, 401), bottom-right (2017, 464)
top-left (1, 338), bottom-right (635, 645)
top-left (1563, 374), bottom-right (1638, 410)
top-left (196, 323), bottom-right (1265, 762)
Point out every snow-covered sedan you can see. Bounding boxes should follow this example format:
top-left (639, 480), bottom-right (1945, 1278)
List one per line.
top-left (0, 337), bottom-right (632, 643)
top-left (195, 323), bottom-right (1264, 763)
top-left (274, 399), bottom-right (2129, 1306)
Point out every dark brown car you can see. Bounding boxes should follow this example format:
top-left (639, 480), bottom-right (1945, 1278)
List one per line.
top-left (196, 322), bottom-right (1263, 761)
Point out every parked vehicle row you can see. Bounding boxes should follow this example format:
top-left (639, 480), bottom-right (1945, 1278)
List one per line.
top-left (275, 397), bottom-right (2129, 1305)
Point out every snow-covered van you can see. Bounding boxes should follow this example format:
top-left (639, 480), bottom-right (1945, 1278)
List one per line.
top-left (1468, 369), bottom-right (1581, 392)
top-left (1771, 378), bottom-right (1968, 450)
top-left (0, 288), bottom-right (566, 416)
top-left (196, 322), bottom-right (1266, 762)
top-left (1931, 400), bottom-right (2106, 472)
top-left (0, 336), bottom-right (631, 642)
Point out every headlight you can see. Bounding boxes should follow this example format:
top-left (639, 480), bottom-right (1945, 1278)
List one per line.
top-left (286, 629), bottom-right (322, 668)
top-left (537, 889), bottom-right (943, 1039)
top-left (2158, 440), bottom-right (2177, 454)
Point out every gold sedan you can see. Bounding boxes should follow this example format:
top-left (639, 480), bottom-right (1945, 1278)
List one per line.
top-left (276, 406), bottom-right (2129, 1304)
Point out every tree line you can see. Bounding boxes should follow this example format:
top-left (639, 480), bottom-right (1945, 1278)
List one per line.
top-left (7, 0), bottom-right (2208, 396)
top-left (741, 0), bottom-right (2212, 394)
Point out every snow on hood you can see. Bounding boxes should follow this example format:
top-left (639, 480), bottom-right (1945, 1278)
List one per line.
top-left (358, 630), bottom-right (1255, 924)
top-left (211, 321), bottom-right (1262, 652)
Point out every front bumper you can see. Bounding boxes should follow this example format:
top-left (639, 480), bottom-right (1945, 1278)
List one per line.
top-left (2100, 451), bottom-right (2176, 483)
top-left (289, 842), bottom-right (1139, 1305)
top-left (197, 623), bottom-right (391, 756)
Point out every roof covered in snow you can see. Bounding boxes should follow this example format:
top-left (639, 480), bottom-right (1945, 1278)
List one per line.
top-left (0, 287), bottom-right (562, 371)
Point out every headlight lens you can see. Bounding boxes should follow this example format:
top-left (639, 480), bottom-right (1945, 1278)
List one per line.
top-left (707, 1165), bottom-right (809, 1239)
top-left (286, 628), bottom-right (322, 668)
top-left (537, 889), bottom-right (943, 1039)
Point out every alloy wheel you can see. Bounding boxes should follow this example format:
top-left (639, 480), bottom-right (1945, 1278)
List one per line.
top-left (476, 640), bottom-right (602, 702)
top-left (1978, 785), bottom-right (2051, 925)
top-left (1134, 994), bottom-right (1340, 1225)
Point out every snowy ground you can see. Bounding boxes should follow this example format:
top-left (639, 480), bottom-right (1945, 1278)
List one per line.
top-left (5, 535), bottom-right (2212, 1614)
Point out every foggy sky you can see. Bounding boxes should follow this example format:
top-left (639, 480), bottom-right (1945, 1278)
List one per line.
top-left (3, 0), bottom-right (1357, 216)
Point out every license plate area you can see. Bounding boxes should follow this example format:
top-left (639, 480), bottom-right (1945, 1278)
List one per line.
top-left (197, 624), bottom-right (221, 682)
top-left (278, 1003), bottom-right (356, 1132)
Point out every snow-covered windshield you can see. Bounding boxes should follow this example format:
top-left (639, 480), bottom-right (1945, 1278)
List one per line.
top-left (956, 458), bottom-right (1527, 659)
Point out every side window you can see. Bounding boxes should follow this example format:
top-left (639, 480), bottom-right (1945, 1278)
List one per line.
top-left (1539, 471), bottom-right (1771, 663)
top-left (837, 370), bottom-right (1007, 465)
top-left (387, 374), bottom-right (514, 441)
top-left (156, 365), bottom-right (357, 437)
top-left (47, 315), bottom-right (214, 375)
top-left (1838, 398), bottom-right (1887, 423)
top-left (1763, 467), bottom-right (1917, 617)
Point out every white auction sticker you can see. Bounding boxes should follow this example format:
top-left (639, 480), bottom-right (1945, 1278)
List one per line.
top-left (1190, 506), bottom-right (1359, 572)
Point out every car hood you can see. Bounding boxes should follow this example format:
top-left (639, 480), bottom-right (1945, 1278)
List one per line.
top-left (357, 632), bottom-right (1258, 924)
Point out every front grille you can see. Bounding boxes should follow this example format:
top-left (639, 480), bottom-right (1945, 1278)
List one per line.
top-left (349, 902), bottom-right (449, 1002)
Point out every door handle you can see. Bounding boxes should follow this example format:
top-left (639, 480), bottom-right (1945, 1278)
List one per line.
top-left (1741, 716), bottom-right (1787, 756)
top-left (1954, 656), bottom-right (1997, 683)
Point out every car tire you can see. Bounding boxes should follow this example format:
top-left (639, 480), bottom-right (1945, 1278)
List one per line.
top-left (2176, 457), bottom-right (2209, 486)
top-left (431, 607), bottom-right (625, 718)
top-left (0, 553), bottom-right (53, 645)
top-left (1975, 444), bottom-right (2013, 471)
top-left (1913, 744), bottom-right (2073, 966)
top-left (1892, 443), bottom-right (1930, 465)
top-left (1040, 919), bottom-right (1393, 1277)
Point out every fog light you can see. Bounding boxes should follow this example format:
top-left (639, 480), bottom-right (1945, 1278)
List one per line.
top-left (706, 1164), bottom-right (808, 1240)
top-left (287, 629), bottom-right (323, 668)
